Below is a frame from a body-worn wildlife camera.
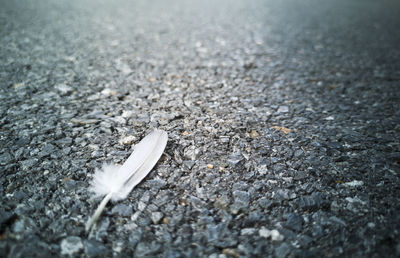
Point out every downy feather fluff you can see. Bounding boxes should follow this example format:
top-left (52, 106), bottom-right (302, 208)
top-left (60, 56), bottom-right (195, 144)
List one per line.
top-left (86, 129), bottom-right (168, 231)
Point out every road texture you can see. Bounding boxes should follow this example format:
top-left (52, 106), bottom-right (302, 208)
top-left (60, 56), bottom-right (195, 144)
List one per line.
top-left (1, 0), bottom-right (400, 257)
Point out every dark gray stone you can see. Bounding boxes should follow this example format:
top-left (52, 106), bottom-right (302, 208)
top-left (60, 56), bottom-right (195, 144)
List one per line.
top-left (111, 204), bottom-right (133, 217)
top-left (38, 143), bottom-right (56, 158)
top-left (85, 240), bottom-right (111, 258)
top-left (134, 242), bottom-right (161, 257)
top-left (295, 192), bottom-right (329, 211)
top-left (285, 213), bottom-right (303, 232)
top-left (19, 158), bottom-right (38, 170)
top-left (275, 242), bottom-right (291, 258)
top-left (7, 234), bottom-right (52, 258)
top-left (227, 152), bottom-right (244, 166)
top-left (60, 236), bottom-right (83, 256)
top-left (145, 178), bottom-right (167, 189)
top-left (151, 212), bottom-right (163, 224)
top-left (232, 190), bottom-right (250, 209)
top-left (0, 152), bottom-right (13, 166)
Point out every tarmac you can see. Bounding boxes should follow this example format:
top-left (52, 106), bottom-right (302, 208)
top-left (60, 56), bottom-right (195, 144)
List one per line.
top-left (1, 0), bottom-right (400, 257)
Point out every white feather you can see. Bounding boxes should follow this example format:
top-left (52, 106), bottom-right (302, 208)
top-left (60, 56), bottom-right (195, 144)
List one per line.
top-left (85, 129), bottom-right (168, 231)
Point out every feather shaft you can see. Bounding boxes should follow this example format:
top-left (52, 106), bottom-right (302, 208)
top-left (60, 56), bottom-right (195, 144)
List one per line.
top-left (85, 192), bottom-right (112, 232)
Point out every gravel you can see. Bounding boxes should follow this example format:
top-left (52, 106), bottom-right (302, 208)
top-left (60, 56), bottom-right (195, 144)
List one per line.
top-left (1, 0), bottom-right (400, 257)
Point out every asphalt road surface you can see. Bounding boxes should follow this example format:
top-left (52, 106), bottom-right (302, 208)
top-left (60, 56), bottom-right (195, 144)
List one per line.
top-left (1, 0), bottom-right (400, 257)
